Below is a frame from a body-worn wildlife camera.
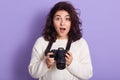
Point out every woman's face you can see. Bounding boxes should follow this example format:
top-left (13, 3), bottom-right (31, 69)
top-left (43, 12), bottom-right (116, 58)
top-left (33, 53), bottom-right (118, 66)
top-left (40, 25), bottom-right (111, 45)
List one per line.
top-left (53, 10), bottom-right (71, 39)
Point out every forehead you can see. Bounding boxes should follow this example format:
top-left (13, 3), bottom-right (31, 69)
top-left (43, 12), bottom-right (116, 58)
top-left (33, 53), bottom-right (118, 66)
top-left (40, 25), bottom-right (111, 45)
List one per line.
top-left (54, 10), bottom-right (70, 17)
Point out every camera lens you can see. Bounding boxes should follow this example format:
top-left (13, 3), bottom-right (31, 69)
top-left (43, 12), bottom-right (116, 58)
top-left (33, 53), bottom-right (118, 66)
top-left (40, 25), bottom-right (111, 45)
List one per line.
top-left (56, 62), bottom-right (66, 70)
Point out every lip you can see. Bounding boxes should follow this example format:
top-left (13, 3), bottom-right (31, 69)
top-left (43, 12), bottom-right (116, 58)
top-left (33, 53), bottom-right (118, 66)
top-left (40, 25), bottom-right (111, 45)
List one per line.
top-left (59, 27), bottom-right (66, 33)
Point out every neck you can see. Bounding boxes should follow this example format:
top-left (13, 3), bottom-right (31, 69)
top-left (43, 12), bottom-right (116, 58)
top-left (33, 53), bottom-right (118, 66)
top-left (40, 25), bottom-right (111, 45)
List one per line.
top-left (57, 36), bottom-right (68, 40)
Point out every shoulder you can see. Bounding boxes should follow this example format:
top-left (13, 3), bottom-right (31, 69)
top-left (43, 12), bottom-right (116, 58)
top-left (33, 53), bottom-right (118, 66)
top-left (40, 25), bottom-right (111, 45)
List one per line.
top-left (36, 36), bottom-right (45, 42)
top-left (74, 37), bottom-right (88, 45)
top-left (34, 36), bottom-right (48, 47)
top-left (72, 37), bottom-right (89, 48)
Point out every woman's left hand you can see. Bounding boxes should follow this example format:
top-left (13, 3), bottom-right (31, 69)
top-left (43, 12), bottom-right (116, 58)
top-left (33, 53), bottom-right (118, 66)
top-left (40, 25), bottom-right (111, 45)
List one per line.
top-left (65, 51), bottom-right (73, 66)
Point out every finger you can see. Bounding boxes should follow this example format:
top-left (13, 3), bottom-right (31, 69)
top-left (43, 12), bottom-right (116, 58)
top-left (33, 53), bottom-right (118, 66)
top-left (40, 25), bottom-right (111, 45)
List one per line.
top-left (65, 57), bottom-right (69, 61)
top-left (67, 51), bottom-right (72, 55)
top-left (65, 53), bottom-right (69, 58)
top-left (49, 57), bottom-right (55, 62)
top-left (50, 60), bottom-right (55, 63)
top-left (49, 60), bottom-right (55, 65)
top-left (47, 52), bottom-right (53, 56)
top-left (47, 52), bottom-right (54, 58)
top-left (49, 58), bottom-right (55, 61)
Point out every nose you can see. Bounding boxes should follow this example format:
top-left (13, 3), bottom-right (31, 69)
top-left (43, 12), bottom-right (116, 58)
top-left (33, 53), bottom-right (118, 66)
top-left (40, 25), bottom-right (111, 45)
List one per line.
top-left (60, 19), bottom-right (65, 26)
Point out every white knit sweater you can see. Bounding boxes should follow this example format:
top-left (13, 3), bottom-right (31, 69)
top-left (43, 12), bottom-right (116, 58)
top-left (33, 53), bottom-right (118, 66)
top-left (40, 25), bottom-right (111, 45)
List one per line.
top-left (28, 36), bottom-right (93, 80)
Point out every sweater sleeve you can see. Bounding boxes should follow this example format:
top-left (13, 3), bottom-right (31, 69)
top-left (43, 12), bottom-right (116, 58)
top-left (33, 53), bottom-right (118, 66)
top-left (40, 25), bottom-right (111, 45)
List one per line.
top-left (28, 38), bottom-right (49, 79)
top-left (67, 38), bottom-right (93, 80)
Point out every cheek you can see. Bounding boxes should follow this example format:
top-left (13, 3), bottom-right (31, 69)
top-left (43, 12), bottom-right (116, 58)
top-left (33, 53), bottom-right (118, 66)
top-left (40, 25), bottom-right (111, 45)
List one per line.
top-left (53, 22), bottom-right (58, 28)
top-left (67, 23), bottom-right (71, 30)
top-left (53, 20), bottom-right (59, 27)
top-left (53, 22), bottom-right (60, 31)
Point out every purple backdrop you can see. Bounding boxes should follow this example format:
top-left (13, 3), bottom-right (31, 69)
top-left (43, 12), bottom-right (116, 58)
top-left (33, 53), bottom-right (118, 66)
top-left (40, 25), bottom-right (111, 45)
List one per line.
top-left (0, 0), bottom-right (120, 80)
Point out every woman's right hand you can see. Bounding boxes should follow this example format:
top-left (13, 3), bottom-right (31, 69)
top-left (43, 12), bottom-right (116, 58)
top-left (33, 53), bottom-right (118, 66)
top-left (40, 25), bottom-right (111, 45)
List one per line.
top-left (46, 52), bottom-right (55, 69)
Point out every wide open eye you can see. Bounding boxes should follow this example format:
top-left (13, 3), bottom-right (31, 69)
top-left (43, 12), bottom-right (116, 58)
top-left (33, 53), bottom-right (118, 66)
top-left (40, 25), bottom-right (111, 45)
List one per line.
top-left (65, 17), bottom-right (71, 21)
top-left (55, 17), bottom-right (61, 21)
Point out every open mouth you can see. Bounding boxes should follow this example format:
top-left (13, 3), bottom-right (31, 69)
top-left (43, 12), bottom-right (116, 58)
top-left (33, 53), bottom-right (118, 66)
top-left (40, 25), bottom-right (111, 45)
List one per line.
top-left (60, 28), bottom-right (66, 30)
top-left (60, 28), bottom-right (66, 33)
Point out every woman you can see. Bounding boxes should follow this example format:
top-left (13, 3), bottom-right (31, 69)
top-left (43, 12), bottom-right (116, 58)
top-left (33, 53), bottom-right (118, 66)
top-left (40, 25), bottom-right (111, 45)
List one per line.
top-left (28, 1), bottom-right (93, 80)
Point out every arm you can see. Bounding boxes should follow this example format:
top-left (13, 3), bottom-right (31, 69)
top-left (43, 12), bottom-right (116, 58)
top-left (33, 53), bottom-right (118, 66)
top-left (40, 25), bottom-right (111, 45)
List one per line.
top-left (67, 39), bottom-right (93, 80)
top-left (28, 39), bottom-right (49, 79)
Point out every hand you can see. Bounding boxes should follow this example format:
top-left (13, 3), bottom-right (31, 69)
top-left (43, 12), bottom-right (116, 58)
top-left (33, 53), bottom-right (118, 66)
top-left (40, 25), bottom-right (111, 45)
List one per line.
top-left (65, 51), bottom-right (73, 66)
top-left (46, 52), bottom-right (55, 69)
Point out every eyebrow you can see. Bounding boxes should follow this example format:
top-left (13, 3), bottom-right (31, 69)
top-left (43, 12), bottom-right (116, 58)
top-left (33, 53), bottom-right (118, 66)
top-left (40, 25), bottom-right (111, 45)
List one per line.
top-left (54, 15), bottom-right (70, 17)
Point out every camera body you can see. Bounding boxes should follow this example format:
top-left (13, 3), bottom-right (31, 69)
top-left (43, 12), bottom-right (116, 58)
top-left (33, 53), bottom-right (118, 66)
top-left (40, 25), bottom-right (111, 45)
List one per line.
top-left (50, 47), bottom-right (67, 70)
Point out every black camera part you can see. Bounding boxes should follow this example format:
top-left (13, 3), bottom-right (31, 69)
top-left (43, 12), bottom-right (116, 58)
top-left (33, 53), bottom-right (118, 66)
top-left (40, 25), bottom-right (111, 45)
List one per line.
top-left (49, 47), bottom-right (67, 70)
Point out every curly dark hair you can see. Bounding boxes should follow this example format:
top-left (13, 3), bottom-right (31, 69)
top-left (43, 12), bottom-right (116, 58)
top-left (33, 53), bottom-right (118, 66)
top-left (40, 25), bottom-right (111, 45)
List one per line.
top-left (42, 1), bottom-right (82, 42)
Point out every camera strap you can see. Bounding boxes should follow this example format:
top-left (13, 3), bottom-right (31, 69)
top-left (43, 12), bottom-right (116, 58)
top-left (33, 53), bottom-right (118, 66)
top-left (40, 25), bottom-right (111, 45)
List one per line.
top-left (65, 39), bottom-right (72, 51)
top-left (45, 39), bottom-right (72, 56)
top-left (45, 40), bottom-right (54, 56)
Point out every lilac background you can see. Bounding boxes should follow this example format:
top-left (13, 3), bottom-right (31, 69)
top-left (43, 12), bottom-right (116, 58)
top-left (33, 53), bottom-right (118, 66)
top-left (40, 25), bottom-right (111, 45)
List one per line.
top-left (0, 0), bottom-right (120, 80)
